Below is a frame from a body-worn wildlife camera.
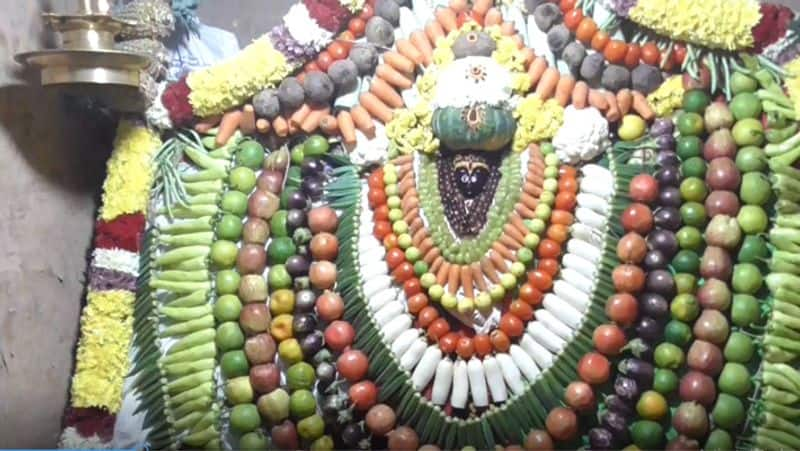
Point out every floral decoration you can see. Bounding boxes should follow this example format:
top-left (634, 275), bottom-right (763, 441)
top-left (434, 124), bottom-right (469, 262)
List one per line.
top-left (386, 101), bottom-right (440, 155)
top-left (646, 75), bottom-right (685, 117)
top-left (512, 94), bottom-right (564, 152)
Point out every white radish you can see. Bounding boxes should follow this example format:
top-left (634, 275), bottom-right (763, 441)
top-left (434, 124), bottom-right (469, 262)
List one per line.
top-left (369, 288), bottom-right (397, 312)
top-left (527, 321), bottom-right (565, 352)
top-left (553, 280), bottom-right (590, 312)
top-left (431, 358), bottom-right (454, 405)
top-left (567, 239), bottom-right (602, 263)
top-left (561, 267), bottom-right (595, 294)
top-left (542, 294), bottom-right (583, 330)
top-left (535, 307), bottom-right (575, 338)
top-left (364, 275), bottom-right (392, 298)
top-left (360, 261), bottom-right (390, 280)
top-left (451, 360), bottom-right (470, 409)
top-left (391, 328), bottom-right (421, 357)
top-left (412, 346), bottom-right (442, 391)
top-left (360, 243), bottom-right (385, 262)
top-left (374, 301), bottom-right (404, 326)
top-left (399, 337), bottom-right (428, 371)
top-left (575, 206), bottom-right (607, 230)
top-left (519, 334), bottom-right (554, 369)
top-left (482, 356), bottom-right (507, 403)
top-left (467, 358), bottom-right (489, 407)
top-left (382, 314), bottom-right (412, 343)
top-left (571, 223), bottom-right (603, 247)
top-left (576, 193), bottom-right (610, 215)
top-left (562, 253), bottom-right (597, 279)
top-left (581, 164), bottom-right (613, 184)
top-left (510, 344), bottom-right (540, 382)
top-left (496, 353), bottom-right (526, 395)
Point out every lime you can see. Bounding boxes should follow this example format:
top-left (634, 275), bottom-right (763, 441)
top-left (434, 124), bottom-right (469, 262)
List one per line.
top-left (731, 294), bottom-right (760, 328)
top-left (682, 90), bottom-right (711, 113)
top-left (705, 429), bottom-right (734, 451)
top-left (217, 214), bottom-right (243, 241)
top-left (654, 343), bottom-right (684, 369)
top-left (680, 202), bottom-right (707, 228)
top-left (216, 270), bottom-right (241, 295)
top-left (671, 293), bottom-right (700, 322)
top-left (289, 389), bottom-right (317, 419)
top-left (676, 226), bottom-right (703, 251)
top-left (711, 393), bottom-right (745, 430)
top-left (680, 177), bottom-right (708, 202)
top-left (270, 210), bottom-right (290, 237)
top-left (718, 362), bottom-right (752, 397)
top-left (737, 235), bottom-right (769, 264)
top-left (221, 350), bottom-right (250, 378)
top-left (677, 112), bottom-right (705, 136)
top-left (653, 368), bottom-right (679, 395)
top-left (297, 414), bottom-right (325, 440)
top-left (239, 431), bottom-right (270, 450)
top-left (724, 331), bottom-right (755, 363)
top-left (268, 264), bottom-right (293, 290)
top-left (732, 263), bottom-right (763, 294)
top-left (681, 157), bottom-right (707, 179)
top-left (304, 135), bottom-right (330, 156)
top-left (287, 362), bottom-right (316, 391)
top-left (672, 250), bottom-right (700, 274)
top-left (268, 237), bottom-right (296, 265)
top-left (673, 273), bottom-right (697, 294)
top-left (676, 136), bottom-right (703, 159)
top-left (279, 338), bottom-right (304, 365)
top-left (236, 141), bottom-right (265, 169)
top-left (736, 146), bottom-right (767, 172)
top-left (630, 420), bottom-right (664, 449)
top-left (210, 240), bottom-right (238, 268)
top-left (230, 167), bottom-right (257, 193)
top-left (216, 321), bottom-right (245, 351)
top-left (221, 191), bottom-right (249, 217)
top-left (730, 92), bottom-right (762, 120)
top-left (214, 294), bottom-right (242, 322)
top-left (230, 404), bottom-right (260, 433)
top-left (664, 320), bottom-right (692, 346)
top-left (291, 144), bottom-right (305, 165)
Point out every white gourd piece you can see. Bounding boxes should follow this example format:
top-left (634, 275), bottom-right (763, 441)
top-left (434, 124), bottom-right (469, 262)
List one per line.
top-left (571, 222), bottom-right (603, 247)
top-left (535, 306), bottom-right (575, 338)
top-left (553, 280), bottom-right (590, 312)
top-left (510, 344), bottom-right (540, 382)
top-left (431, 358), bottom-right (454, 405)
top-left (369, 288), bottom-right (397, 312)
top-left (467, 358), bottom-right (489, 407)
top-left (567, 239), bottom-right (602, 263)
top-left (360, 261), bottom-right (390, 280)
top-left (519, 334), bottom-right (554, 369)
top-left (412, 346), bottom-right (442, 391)
top-left (496, 353), bottom-right (525, 395)
top-left (382, 314), bottom-right (412, 344)
top-left (562, 253), bottom-right (596, 279)
top-left (374, 302), bottom-right (404, 326)
top-left (364, 275), bottom-right (392, 298)
top-left (391, 328), bottom-right (421, 357)
top-left (576, 192), bottom-right (610, 215)
top-left (482, 356), bottom-right (508, 403)
top-left (451, 360), bottom-right (470, 409)
top-left (527, 321), bottom-right (565, 352)
top-left (561, 267), bottom-right (595, 294)
top-left (399, 337), bottom-right (428, 371)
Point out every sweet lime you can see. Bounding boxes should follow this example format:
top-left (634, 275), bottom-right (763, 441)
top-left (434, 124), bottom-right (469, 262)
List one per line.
top-left (217, 214), bottom-right (243, 241)
top-left (214, 294), bottom-right (242, 322)
top-left (652, 368), bottom-right (679, 395)
top-left (236, 141), bottom-right (265, 169)
top-left (731, 294), bottom-right (760, 328)
top-left (711, 393), bottom-right (745, 430)
top-left (724, 331), bottom-right (755, 363)
top-left (630, 420), bottom-right (664, 449)
top-left (289, 389), bottom-right (317, 419)
top-left (676, 136), bottom-right (703, 159)
top-left (221, 350), bottom-right (250, 378)
top-left (216, 321), bottom-right (245, 351)
top-left (680, 157), bottom-right (707, 179)
top-left (705, 429), bottom-right (734, 451)
top-left (230, 404), bottom-right (260, 433)
top-left (664, 320), bottom-right (692, 347)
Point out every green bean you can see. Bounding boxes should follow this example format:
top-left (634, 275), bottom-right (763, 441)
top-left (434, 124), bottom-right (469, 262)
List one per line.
top-left (183, 425), bottom-right (218, 448)
top-left (181, 168), bottom-right (227, 183)
top-left (163, 359), bottom-right (216, 378)
top-left (184, 180), bottom-right (224, 195)
top-left (164, 290), bottom-right (209, 308)
top-left (167, 381), bottom-right (214, 406)
top-left (162, 314), bottom-right (214, 337)
top-left (168, 329), bottom-right (215, 354)
top-left (159, 232), bottom-right (215, 247)
top-left (150, 279), bottom-right (212, 294)
top-left (167, 370), bottom-right (214, 395)
top-left (763, 386), bottom-right (800, 405)
top-left (156, 246), bottom-right (210, 267)
top-left (170, 257), bottom-right (209, 271)
top-left (159, 217), bottom-right (214, 234)
top-left (156, 270), bottom-right (210, 283)
top-left (170, 395), bottom-right (212, 419)
top-left (161, 341), bottom-right (216, 365)
top-left (763, 400), bottom-right (800, 420)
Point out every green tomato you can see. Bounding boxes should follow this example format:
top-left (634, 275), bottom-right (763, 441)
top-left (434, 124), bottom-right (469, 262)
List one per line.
top-left (724, 331), bottom-right (755, 363)
top-left (681, 157), bottom-right (707, 179)
top-left (730, 92), bottom-right (762, 120)
top-left (731, 263), bottom-right (763, 294)
top-left (737, 234), bottom-right (769, 264)
top-left (680, 202), bottom-right (707, 228)
top-left (216, 321), bottom-right (245, 351)
top-left (676, 136), bottom-right (703, 159)
top-left (735, 146), bottom-right (767, 172)
top-left (731, 294), bottom-right (760, 328)
top-left (217, 214), bottom-right (243, 241)
top-left (680, 177), bottom-right (708, 202)
top-left (286, 362), bottom-right (316, 391)
top-left (664, 320), bottom-right (692, 346)
top-left (740, 172), bottom-right (771, 205)
top-left (229, 167), bottom-right (257, 193)
top-left (737, 205), bottom-right (768, 233)
top-left (676, 112), bottom-right (705, 136)
top-left (682, 90), bottom-right (711, 113)
top-left (671, 250), bottom-right (700, 274)
top-left (676, 226), bottom-right (703, 251)
top-left (289, 389), bottom-right (317, 419)
top-left (705, 429), bottom-right (734, 451)
top-left (268, 237), bottom-right (296, 265)
top-left (711, 393), bottom-right (745, 430)
top-left (652, 368), bottom-right (679, 395)
top-left (304, 135), bottom-right (330, 156)
top-left (221, 191), bottom-right (249, 217)
top-left (654, 342), bottom-right (685, 369)
top-left (619, 114), bottom-right (648, 141)
top-left (268, 264), bottom-right (292, 289)
top-left (210, 240), bottom-right (238, 268)
top-left (718, 362), bottom-right (752, 397)
top-left (229, 404), bottom-right (260, 433)
top-left (732, 118), bottom-right (764, 146)
top-left (671, 293), bottom-right (700, 322)
top-left (236, 140), bottom-right (265, 169)
top-left (630, 420), bottom-right (664, 450)
top-left (216, 270), bottom-right (241, 295)
top-left (214, 294), bottom-right (242, 322)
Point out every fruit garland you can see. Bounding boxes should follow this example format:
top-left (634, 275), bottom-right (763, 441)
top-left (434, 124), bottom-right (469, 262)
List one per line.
top-left (60, 120), bottom-right (159, 449)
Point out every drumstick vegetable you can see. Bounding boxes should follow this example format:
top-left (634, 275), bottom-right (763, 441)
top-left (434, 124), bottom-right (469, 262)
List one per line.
top-left (337, 111), bottom-right (357, 144)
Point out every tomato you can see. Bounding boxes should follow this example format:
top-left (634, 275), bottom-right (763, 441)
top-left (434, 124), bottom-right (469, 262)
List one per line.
top-left (358, 2), bottom-right (374, 20)
top-left (621, 202), bottom-right (654, 234)
top-left (593, 324), bottom-right (627, 356)
top-left (385, 248), bottom-right (405, 269)
top-left (474, 335), bottom-right (492, 356)
top-left (641, 42), bottom-right (660, 65)
top-left (428, 318), bottom-right (451, 340)
top-left (591, 30), bottom-right (610, 51)
top-left (490, 329), bottom-right (511, 352)
top-left (392, 262), bottom-right (415, 283)
top-left (407, 293), bottom-right (429, 314)
top-left (672, 42), bottom-right (687, 66)
top-left (537, 239), bottom-right (562, 259)
top-left (576, 18), bottom-right (598, 45)
top-left (457, 11), bottom-right (483, 27)
top-left (519, 283), bottom-right (543, 306)
top-left (528, 269), bottom-right (553, 291)
top-left (439, 332), bottom-right (459, 353)
top-left (559, 165), bottom-right (577, 178)
top-left (368, 169), bottom-right (384, 189)
top-left (605, 293), bottom-right (638, 326)
top-left (327, 42), bottom-right (348, 61)
top-left (404, 278), bottom-right (422, 297)
top-left (564, 9), bottom-right (583, 30)
top-left (456, 337), bottom-right (475, 359)
top-left (417, 306), bottom-right (439, 328)
top-left (603, 40), bottom-right (628, 64)
top-left (348, 17), bottom-right (366, 37)
top-left (560, 0), bottom-right (576, 12)
top-left (349, 380), bottom-right (378, 411)
top-left (373, 204), bottom-right (390, 221)
top-left (337, 350), bottom-right (369, 382)
top-left (509, 300), bottom-right (534, 321)
top-left (624, 43), bottom-right (641, 69)
top-left (499, 313), bottom-right (525, 337)
top-left (578, 352), bottom-right (611, 384)
top-left (316, 50), bottom-right (334, 72)
top-left (537, 258), bottom-right (560, 277)
top-left (383, 233), bottom-right (398, 250)
top-left (546, 224), bottom-right (570, 244)
top-left (373, 220), bottom-right (392, 239)
top-left (555, 191), bottom-right (577, 210)
top-left (325, 320), bottom-right (355, 351)
top-left (338, 31), bottom-right (355, 51)
top-left (551, 210), bottom-right (575, 226)
top-left (368, 188), bottom-right (386, 208)
top-left (558, 176), bottom-right (578, 193)
top-left (546, 407), bottom-right (578, 441)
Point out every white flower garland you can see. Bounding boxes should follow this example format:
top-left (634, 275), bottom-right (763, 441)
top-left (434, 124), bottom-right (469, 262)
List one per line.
top-left (92, 248), bottom-right (140, 276)
top-left (284, 3), bottom-right (334, 52)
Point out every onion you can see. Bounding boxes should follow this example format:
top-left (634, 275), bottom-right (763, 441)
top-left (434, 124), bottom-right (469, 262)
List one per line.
top-left (705, 215), bottom-right (742, 250)
top-left (237, 244), bottom-right (267, 274)
top-left (692, 310), bottom-right (730, 345)
top-left (316, 290), bottom-right (344, 321)
top-left (545, 407), bottom-right (578, 441)
top-left (366, 404), bottom-right (396, 436)
top-left (248, 190), bottom-right (280, 219)
top-left (705, 191), bottom-right (740, 217)
top-left (310, 261), bottom-right (337, 290)
top-left (673, 402), bottom-right (709, 439)
top-left (703, 129), bottom-right (736, 160)
top-left (565, 381), bottom-right (595, 413)
top-left (704, 102), bottom-right (734, 132)
top-left (612, 264), bottom-right (645, 294)
top-left (308, 206), bottom-right (339, 234)
top-left (387, 427), bottom-right (419, 450)
top-left (257, 170), bottom-right (284, 193)
top-left (705, 157), bottom-right (741, 191)
top-left (696, 278), bottom-right (732, 310)
top-left (524, 430), bottom-right (554, 451)
top-left (687, 340), bottom-right (724, 376)
top-left (628, 174), bottom-right (659, 203)
top-left (700, 246), bottom-right (733, 281)
top-left (310, 232), bottom-right (339, 261)
top-left (243, 217), bottom-right (270, 245)
top-left (666, 436), bottom-right (701, 451)
top-left (617, 232), bottom-right (648, 264)
top-left (646, 269), bottom-right (676, 298)
top-left (679, 370), bottom-right (717, 406)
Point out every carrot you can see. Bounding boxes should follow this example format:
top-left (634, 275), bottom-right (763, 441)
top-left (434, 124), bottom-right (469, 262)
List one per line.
top-left (255, 118), bottom-right (271, 134)
top-left (501, 22), bottom-right (516, 36)
top-left (302, 107), bottom-right (330, 133)
top-left (471, 263), bottom-right (488, 292)
top-left (461, 265), bottom-right (474, 299)
top-left (515, 202), bottom-right (537, 219)
top-left (360, 92), bottom-right (394, 123)
top-left (319, 114), bottom-right (339, 135)
top-left (396, 39), bottom-right (424, 66)
top-left (240, 104), bottom-right (256, 134)
top-left (399, 175), bottom-right (416, 194)
top-left (522, 48), bottom-right (536, 67)
top-left (215, 111), bottom-right (242, 147)
top-left (290, 104), bottom-right (312, 127)
top-left (572, 81), bottom-right (589, 108)
top-left (472, 0), bottom-right (493, 16)
top-left (376, 64), bottom-right (413, 90)
top-left (411, 227), bottom-right (426, 247)
top-left (384, 51), bottom-right (416, 74)
top-left (511, 34), bottom-right (525, 49)
top-left (510, 214), bottom-right (530, 239)
top-left (501, 233), bottom-right (523, 251)
top-left (272, 116), bottom-right (289, 137)
top-left (337, 111), bottom-right (357, 144)
top-left (394, 154), bottom-right (414, 165)
top-left (484, 7), bottom-right (502, 26)
top-left (603, 90), bottom-right (621, 122)
top-left (504, 223), bottom-right (526, 244)
top-left (403, 207), bottom-right (419, 224)
top-left (588, 89), bottom-right (609, 111)
top-left (447, 264), bottom-right (460, 294)
top-left (535, 67), bottom-right (560, 100)
top-left (481, 258), bottom-right (501, 284)
top-left (430, 255), bottom-right (443, 274)
top-left (401, 193), bottom-right (419, 211)
top-left (489, 247), bottom-right (510, 271)
top-left (410, 31), bottom-right (433, 66)
top-left (521, 192), bottom-right (539, 209)
top-left (632, 90), bottom-right (655, 121)
top-left (194, 115), bottom-right (221, 134)
top-left (349, 105), bottom-right (375, 136)
top-left (436, 261), bottom-right (451, 287)
top-left (616, 89), bottom-right (633, 116)
top-left (409, 216), bottom-right (423, 234)
top-left (436, 8), bottom-right (458, 33)
top-left (419, 237), bottom-right (434, 256)
top-left (425, 21), bottom-right (445, 45)
top-left (370, 77), bottom-right (405, 108)
top-left (555, 75), bottom-right (575, 106)
top-left (527, 57), bottom-right (548, 86)
top-left (449, 0), bottom-right (468, 13)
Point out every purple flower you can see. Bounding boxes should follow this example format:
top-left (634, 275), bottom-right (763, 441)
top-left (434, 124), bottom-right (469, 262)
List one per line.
top-left (268, 24), bottom-right (318, 66)
top-left (88, 266), bottom-right (137, 292)
top-left (608, 0), bottom-right (637, 18)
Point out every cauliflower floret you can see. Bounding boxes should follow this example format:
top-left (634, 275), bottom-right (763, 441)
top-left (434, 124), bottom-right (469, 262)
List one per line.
top-left (552, 105), bottom-right (612, 164)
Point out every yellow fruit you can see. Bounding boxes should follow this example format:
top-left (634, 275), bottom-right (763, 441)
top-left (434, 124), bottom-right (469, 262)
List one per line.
top-left (269, 289), bottom-right (296, 315)
top-left (270, 314), bottom-right (294, 342)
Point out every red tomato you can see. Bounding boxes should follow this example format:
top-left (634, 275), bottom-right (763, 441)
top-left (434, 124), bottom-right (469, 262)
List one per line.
top-left (528, 269), bottom-right (553, 292)
top-left (558, 176), bottom-right (578, 193)
top-left (368, 169), bottom-right (384, 189)
top-left (593, 324), bottom-right (627, 356)
top-left (624, 43), bottom-right (641, 69)
top-left (628, 174), bottom-right (659, 203)
top-left (578, 352), bottom-right (610, 384)
top-left (499, 313), bottom-right (525, 338)
top-left (509, 300), bottom-right (534, 321)
top-left (337, 350), bottom-right (369, 382)
top-left (338, 31), bottom-right (356, 52)
top-left (576, 18), bottom-right (597, 45)
top-left (605, 293), bottom-right (638, 326)
top-left (546, 407), bottom-right (578, 441)
top-left (417, 306), bottom-right (439, 328)
top-left (392, 262), bottom-right (415, 283)
top-left (368, 189), bottom-right (386, 208)
top-left (325, 320), bottom-right (355, 351)
top-left (559, 165), bottom-right (577, 178)
top-left (348, 17), bottom-right (366, 37)
top-left (358, 3), bottom-right (374, 20)
top-left (603, 40), bottom-right (628, 64)
top-left (383, 233), bottom-right (398, 250)
top-left (490, 329), bottom-right (511, 352)
top-left (403, 277), bottom-right (422, 297)
top-left (327, 42), bottom-right (348, 61)
top-left (304, 61), bottom-right (321, 73)
top-left (672, 42), bottom-right (687, 66)
top-left (591, 30), bottom-right (610, 51)
top-left (373, 204), bottom-right (390, 221)
top-left (407, 293), bottom-right (429, 314)
top-left (316, 51), bottom-right (334, 72)
top-left (551, 210), bottom-right (575, 226)
top-left (474, 335), bottom-right (492, 356)
top-left (537, 239), bottom-right (562, 259)
top-left (564, 9), bottom-right (583, 30)
top-left (554, 191), bottom-right (577, 211)
top-left (641, 42), bottom-right (660, 65)
top-left (428, 318), bottom-right (451, 341)
top-left (456, 337), bottom-right (475, 359)
top-left (349, 381), bottom-right (378, 410)
top-left (373, 220), bottom-right (392, 239)
top-left (385, 248), bottom-right (405, 269)
top-left (546, 224), bottom-right (570, 244)
top-left (560, 0), bottom-right (576, 12)
top-left (519, 283), bottom-right (544, 306)
top-left (439, 332), bottom-right (459, 353)
top-left (537, 258), bottom-right (560, 278)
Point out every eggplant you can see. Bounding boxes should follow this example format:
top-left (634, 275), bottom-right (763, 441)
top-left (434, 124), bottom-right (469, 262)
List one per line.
top-left (643, 249), bottom-right (668, 270)
top-left (293, 227), bottom-right (312, 245)
top-left (589, 427), bottom-right (615, 451)
top-left (293, 276), bottom-right (311, 291)
top-left (647, 229), bottom-right (679, 258)
top-left (286, 254), bottom-right (311, 277)
top-left (654, 207), bottom-right (682, 231)
top-left (302, 177), bottom-right (324, 200)
top-left (658, 186), bottom-right (682, 208)
top-left (293, 313), bottom-right (317, 337)
top-left (341, 423), bottom-right (366, 448)
top-left (618, 358), bottom-right (654, 387)
top-left (605, 394), bottom-right (635, 417)
top-left (640, 292), bottom-right (669, 319)
top-left (651, 118), bottom-right (674, 136)
top-left (301, 158), bottom-right (324, 176)
top-left (287, 208), bottom-right (307, 230)
top-left (645, 269), bottom-right (676, 299)
top-left (601, 410), bottom-right (631, 443)
top-left (635, 316), bottom-right (662, 342)
top-left (656, 166), bottom-right (681, 187)
top-left (287, 190), bottom-right (309, 209)
top-left (614, 375), bottom-right (640, 402)
top-left (312, 348), bottom-right (333, 365)
top-left (321, 391), bottom-right (350, 423)
top-left (300, 330), bottom-right (324, 355)
top-left (316, 361), bottom-right (336, 388)
top-left (295, 289), bottom-right (317, 312)
top-left (622, 338), bottom-right (653, 360)
top-left (656, 145), bottom-right (678, 161)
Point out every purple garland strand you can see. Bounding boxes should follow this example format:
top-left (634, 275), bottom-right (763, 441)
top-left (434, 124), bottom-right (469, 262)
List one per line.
top-left (269, 24), bottom-right (319, 67)
top-left (88, 266), bottom-right (138, 292)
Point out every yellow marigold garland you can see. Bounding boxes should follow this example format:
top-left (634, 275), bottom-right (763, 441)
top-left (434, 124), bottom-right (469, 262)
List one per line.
top-left (187, 37), bottom-right (291, 118)
top-left (100, 121), bottom-right (160, 221)
top-left (646, 75), bottom-right (685, 117)
top-left (513, 94), bottom-right (564, 152)
top-left (628, 0), bottom-right (761, 51)
top-left (386, 101), bottom-right (440, 155)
